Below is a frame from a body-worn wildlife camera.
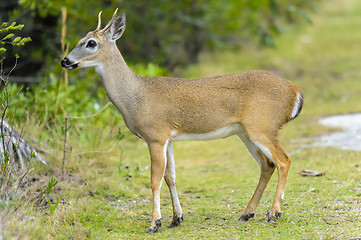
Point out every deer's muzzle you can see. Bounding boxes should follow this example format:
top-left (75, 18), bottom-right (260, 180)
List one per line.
top-left (61, 57), bottom-right (78, 70)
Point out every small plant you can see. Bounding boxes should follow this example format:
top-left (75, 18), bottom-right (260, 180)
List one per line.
top-left (39, 177), bottom-right (59, 214)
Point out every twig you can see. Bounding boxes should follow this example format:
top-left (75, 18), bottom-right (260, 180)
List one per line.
top-left (68, 102), bottom-right (112, 119)
top-left (76, 141), bottom-right (117, 155)
top-left (61, 8), bottom-right (67, 57)
top-left (61, 8), bottom-right (69, 95)
top-left (62, 116), bottom-right (68, 181)
top-left (1, 75), bottom-right (9, 156)
top-left (7, 56), bottom-right (18, 77)
top-left (8, 85), bottom-right (24, 104)
top-left (14, 168), bottom-right (33, 195)
top-left (60, 8), bottom-right (68, 180)
top-left (1, 59), bottom-right (22, 158)
top-left (283, 187), bottom-right (315, 221)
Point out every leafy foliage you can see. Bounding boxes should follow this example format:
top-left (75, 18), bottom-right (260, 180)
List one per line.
top-left (0, 22), bottom-right (31, 56)
top-left (5, 0), bottom-right (318, 73)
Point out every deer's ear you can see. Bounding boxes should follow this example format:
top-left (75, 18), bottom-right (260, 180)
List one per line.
top-left (107, 13), bottom-right (126, 41)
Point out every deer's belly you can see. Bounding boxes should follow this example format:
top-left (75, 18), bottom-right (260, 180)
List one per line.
top-left (170, 124), bottom-right (245, 142)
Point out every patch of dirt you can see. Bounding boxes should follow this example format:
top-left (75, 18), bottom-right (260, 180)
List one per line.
top-left (16, 169), bottom-right (85, 204)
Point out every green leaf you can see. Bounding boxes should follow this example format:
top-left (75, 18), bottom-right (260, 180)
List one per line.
top-left (15, 54), bottom-right (20, 59)
top-left (14, 24), bottom-right (24, 30)
top-left (13, 36), bottom-right (21, 43)
top-left (40, 187), bottom-right (45, 197)
top-left (0, 22), bottom-right (7, 29)
top-left (117, 128), bottom-right (125, 141)
top-left (51, 200), bottom-right (59, 214)
top-left (0, 48), bottom-right (6, 54)
top-left (46, 177), bottom-right (58, 195)
top-left (113, 115), bottom-right (121, 125)
top-left (20, 37), bottom-right (32, 43)
top-left (3, 33), bottom-right (14, 40)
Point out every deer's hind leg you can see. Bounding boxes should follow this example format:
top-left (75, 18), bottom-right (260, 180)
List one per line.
top-left (266, 140), bottom-right (291, 222)
top-left (238, 134), bottom-right (276, 221)
top-left (246, 132), bottom-right (291, 222)
top-left (164, 141), bottom-right (183, 228)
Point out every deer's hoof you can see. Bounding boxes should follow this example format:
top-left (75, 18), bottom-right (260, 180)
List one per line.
top-left (267, 211), bottom-right (281, 223)
top-left (168, 215), bottom-right (183, 228)
top-left (146, 219), bottom-right (161, 233)
top-left (238, 213), bottom-right (255, 222)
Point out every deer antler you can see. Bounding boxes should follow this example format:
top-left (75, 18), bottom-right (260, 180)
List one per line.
top-left (99, 8), bottom-right (118, 35)
top-left (96, 11), bottom-right (103, 30)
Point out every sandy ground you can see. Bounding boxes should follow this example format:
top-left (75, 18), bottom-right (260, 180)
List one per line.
top-left (314, 113), bottom-right (361, 151)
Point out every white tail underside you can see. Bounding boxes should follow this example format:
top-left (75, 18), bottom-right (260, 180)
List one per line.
top-left (290, 92), bottom-right (303, 121)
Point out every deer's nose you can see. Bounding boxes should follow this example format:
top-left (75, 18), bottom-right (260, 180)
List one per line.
top-left (61, 58), bottom-right (70, 67)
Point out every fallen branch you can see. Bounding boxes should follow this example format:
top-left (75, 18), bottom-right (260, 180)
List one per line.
top-left (299, 169), bottom-right (326, 177)
top-left (0, 119), bottom-right (48, 168)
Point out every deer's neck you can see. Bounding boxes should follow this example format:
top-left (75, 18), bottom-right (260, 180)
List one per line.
top-left (95, 44), bottom-right (142, 125)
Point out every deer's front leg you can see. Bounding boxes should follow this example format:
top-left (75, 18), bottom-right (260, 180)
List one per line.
top-left (146, 141), bottom-right (168, 233)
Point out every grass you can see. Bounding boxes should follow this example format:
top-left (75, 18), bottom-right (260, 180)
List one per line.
top-left (2, 0), bottom-right (361, 239)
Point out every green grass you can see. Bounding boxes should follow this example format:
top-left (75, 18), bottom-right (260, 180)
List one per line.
top-left (2, 0), bottom-right (361, 239)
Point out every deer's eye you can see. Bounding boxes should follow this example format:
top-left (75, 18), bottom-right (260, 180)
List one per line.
top-left (86, 40), bottom-right (97, 48)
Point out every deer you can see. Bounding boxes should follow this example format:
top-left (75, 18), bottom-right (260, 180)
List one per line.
top-left (61, 9), bottom-right (304, 233)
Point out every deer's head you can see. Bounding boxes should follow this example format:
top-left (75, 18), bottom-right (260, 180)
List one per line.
top-left (61, 9), bottom-right (125, 71)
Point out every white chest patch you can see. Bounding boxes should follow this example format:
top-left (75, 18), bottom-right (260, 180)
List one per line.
top-left (170, 124), bottom-right (244, 142)
top-left (95, 64), bottom-right (105, 76)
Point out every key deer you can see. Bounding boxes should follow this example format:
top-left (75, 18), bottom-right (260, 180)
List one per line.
top-left (61, 9), bottom-right (304, 233)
